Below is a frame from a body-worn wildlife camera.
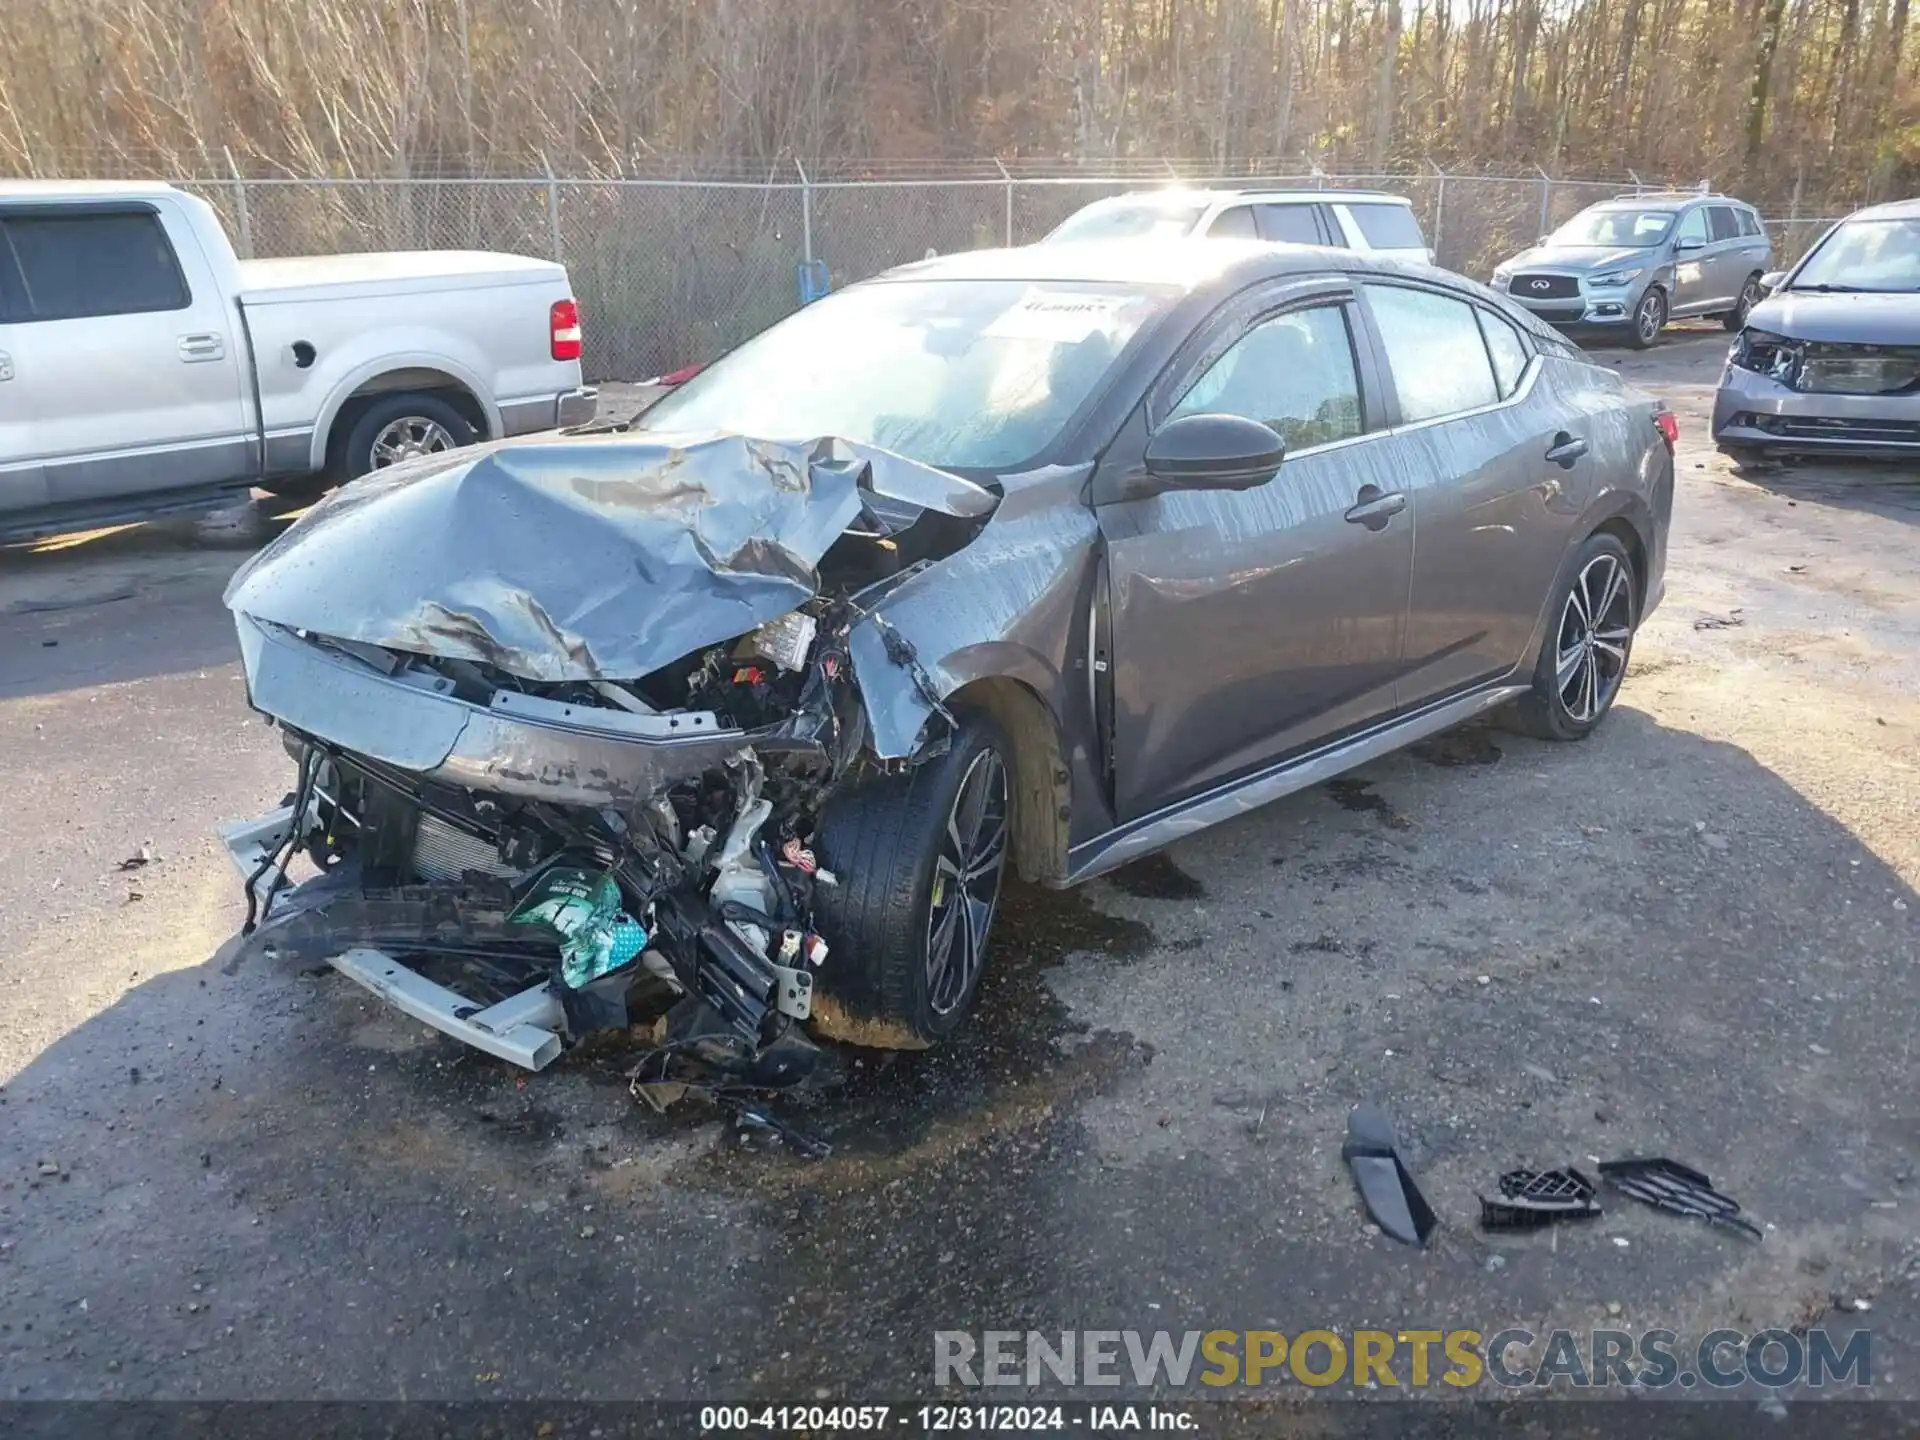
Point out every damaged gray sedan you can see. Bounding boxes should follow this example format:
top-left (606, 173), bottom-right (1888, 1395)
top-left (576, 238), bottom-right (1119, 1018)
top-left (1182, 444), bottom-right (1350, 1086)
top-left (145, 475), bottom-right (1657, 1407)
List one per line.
top-left (221, 242), bottom-right (1673, 1081)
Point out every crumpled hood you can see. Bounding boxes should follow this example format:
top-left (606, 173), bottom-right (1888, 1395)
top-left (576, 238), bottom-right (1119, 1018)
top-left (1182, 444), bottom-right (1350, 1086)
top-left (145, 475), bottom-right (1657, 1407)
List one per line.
top-left (1746, 289), bottom-right (1920, 345)
top-left (224, 431), bottom-right (996, 683)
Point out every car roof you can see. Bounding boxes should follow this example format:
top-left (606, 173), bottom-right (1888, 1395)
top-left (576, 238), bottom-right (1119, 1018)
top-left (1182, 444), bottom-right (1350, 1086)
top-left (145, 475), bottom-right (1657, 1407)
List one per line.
top-left (0, 179), bottom-right (181, 202)
top-left (1847, 197), bottom-right (1920, 222)
top-left (872, 240), bottom-right (1571, 348)
top-left (1071, 187), bottom-right (1412, 209)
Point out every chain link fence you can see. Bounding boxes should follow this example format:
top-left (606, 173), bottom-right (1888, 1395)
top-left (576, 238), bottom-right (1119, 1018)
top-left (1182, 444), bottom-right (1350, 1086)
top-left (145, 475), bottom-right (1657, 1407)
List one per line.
top-left (151, 164), bottom-right (1828, 381)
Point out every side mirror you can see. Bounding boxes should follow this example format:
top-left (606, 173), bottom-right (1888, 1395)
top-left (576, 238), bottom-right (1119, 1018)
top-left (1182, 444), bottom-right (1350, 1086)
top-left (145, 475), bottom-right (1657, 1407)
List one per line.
top-left (1676, 236), bottom-right (1705, 253)
top-left (1757, 270), bottom-right (1785, 296)
top-left (1141, 413), bottom-right (1286, 495)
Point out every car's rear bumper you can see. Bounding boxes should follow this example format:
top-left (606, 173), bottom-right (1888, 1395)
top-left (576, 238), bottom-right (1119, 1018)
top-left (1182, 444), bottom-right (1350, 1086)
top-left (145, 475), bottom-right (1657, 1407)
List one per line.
top-left (1712, 366), bottom-right (1920, 456)
top-left (498, 386), bottom-right (599, 437)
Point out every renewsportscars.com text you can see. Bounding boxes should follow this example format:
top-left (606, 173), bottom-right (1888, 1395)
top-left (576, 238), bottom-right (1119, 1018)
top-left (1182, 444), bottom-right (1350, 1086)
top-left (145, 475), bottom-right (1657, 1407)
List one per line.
top-left (934, 1327), bottom-right (1872, 1390)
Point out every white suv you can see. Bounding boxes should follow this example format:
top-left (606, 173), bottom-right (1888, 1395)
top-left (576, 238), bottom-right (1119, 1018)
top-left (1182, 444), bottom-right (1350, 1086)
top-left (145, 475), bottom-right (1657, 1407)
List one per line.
top-left (1040, 188), bottom-right (1434, 264)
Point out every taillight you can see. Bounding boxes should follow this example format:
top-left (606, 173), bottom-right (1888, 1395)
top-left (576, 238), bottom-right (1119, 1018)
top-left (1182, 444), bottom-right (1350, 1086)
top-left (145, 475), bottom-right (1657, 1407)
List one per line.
top-left (1654, 409), bottom-right (1679, 451)
top-left (550, 299), bottom-right (582, 362)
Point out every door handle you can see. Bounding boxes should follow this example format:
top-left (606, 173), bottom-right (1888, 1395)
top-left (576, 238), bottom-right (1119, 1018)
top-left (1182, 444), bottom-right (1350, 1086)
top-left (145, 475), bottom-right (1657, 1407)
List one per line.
top-left (177, 333), bottom-right (226, 362)
top-left (1344, 485), bottom-right (1407, 530)
top-left (1546, 433), bottom-right (1589, 468)
top-left (0, 351), bottom-right (12, 382)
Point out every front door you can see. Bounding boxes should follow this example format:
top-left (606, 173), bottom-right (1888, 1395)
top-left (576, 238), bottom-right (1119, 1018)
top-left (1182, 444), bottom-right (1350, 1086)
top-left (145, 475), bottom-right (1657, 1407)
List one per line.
top-left (1670, 206), bottom-right (1715, 313)
top-left (1096, 285), bottom-right (1415, 821)
top-left (0, 264), bottom-right (48, 516)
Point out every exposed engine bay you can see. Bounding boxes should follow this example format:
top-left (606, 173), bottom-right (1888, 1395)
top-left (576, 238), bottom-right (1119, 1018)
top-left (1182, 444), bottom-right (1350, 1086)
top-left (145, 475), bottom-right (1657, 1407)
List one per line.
top-left (219, 431), bottom-right (1023, 1131)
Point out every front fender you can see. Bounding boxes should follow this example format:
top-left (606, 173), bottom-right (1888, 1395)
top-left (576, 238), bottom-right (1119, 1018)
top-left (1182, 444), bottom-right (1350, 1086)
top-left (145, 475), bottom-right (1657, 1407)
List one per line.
top-left (848, 464), bottom-right (1098, 759)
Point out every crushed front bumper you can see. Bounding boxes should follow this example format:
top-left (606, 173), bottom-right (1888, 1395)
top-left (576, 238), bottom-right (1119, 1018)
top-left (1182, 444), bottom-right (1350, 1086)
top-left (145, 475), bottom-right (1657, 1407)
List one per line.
top-left (1712, 365), bottom-right (1920, 457)
top-left (235, 614), bottom-right (825, 808)
top-left (219, 802), bottom-right (568, 1069)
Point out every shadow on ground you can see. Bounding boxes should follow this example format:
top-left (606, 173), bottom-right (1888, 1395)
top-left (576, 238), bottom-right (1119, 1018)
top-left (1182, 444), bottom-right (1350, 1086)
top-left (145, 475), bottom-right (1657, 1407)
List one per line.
top-left (0, 708), bottom-right (1913, 1403)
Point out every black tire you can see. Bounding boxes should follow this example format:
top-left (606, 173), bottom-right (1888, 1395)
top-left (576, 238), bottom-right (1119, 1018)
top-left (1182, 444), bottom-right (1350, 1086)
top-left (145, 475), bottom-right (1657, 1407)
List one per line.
top-left (1722, 274), bottom-right (1763, 332)
top-left (810, 708), bottom-right (1013, 1046)
top-left (329, 393), bottom-right (477, 485)
top-left (1626, 287), bottom-right (1667, 350)
top-left (1718, 443), bottom-right (1773, 473)
top-left (1505, 532), bottom-right (1638, 742)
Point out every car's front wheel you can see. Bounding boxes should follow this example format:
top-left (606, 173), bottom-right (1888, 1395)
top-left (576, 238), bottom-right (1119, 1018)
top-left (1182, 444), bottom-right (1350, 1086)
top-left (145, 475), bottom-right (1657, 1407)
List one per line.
top-left (810, 708), bottom-right (1012, 1046)
top-left (1505, 532), bottom-right (1638, 741)
top-left (1626, 288), bottom-right (1667, 350)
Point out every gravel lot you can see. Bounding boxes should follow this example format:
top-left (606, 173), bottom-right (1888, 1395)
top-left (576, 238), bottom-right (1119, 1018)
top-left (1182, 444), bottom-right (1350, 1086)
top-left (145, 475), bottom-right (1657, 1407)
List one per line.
top-left (1, 330), bottom-right (1916, 1411)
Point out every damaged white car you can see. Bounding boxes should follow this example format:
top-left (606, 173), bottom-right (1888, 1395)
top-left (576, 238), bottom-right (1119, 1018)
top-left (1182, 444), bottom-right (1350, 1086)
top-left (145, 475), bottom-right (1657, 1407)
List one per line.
top-left (221, 243), bottom-right (1673, 1086)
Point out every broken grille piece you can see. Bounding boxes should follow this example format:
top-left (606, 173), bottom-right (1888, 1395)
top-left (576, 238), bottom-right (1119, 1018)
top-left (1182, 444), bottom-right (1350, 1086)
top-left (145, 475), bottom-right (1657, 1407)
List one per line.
top-left (1479, 1167), bottom-right (1602, 1229)
top-left (1598, 1157), bottom-right (1763, 1240)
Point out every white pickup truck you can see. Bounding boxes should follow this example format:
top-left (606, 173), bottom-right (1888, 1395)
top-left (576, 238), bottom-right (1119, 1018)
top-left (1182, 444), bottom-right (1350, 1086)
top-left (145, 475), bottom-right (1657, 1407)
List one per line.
top-left (0, 180), bottom-right (596, 538)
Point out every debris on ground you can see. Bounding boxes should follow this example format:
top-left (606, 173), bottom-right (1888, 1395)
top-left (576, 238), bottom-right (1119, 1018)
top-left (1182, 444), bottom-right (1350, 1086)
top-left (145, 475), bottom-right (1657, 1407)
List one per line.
top-left (117, 841), bottom-right (157, 872)
top-left (1694, 609), bottom-right (1746, 631)
top-left (1598, 1156), bottom-right (1763, 1239)
top-left (1342, 1104), bottom-right (1438, 1247)
top-left (1479, 1167), bottom-right (1603, 1230)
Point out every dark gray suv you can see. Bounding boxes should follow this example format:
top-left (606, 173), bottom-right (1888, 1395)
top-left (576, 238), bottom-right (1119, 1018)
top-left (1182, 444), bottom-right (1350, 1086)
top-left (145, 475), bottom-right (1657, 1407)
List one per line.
top-left (1493, 193), bottom-right (1773, 348)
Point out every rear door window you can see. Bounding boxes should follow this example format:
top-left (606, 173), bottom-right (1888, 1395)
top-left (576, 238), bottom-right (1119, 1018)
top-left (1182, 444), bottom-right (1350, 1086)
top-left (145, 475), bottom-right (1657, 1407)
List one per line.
top-left (1, 210), bottom-right (190, 321)
top-left (1708, 206), bottom-right (1741, 243)
top-left (1206, 207), bottom-right (1259, 240)
top-left (1476, 309), bottom-right (1530, 398)
top-left (1363, 284), bottom-right (1499, 422)
top-left (1346, 203), bottom-right (1426, 250)
top-left (1254, 204), bottom-right (1325, 246)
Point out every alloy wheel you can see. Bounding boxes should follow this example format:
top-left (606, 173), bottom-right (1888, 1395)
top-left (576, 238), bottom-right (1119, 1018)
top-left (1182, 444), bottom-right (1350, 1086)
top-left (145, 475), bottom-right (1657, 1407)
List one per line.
top-left (925, 749), bottom-right (1009, 1015)
top-left (1555, 554), bottom-right (1633, 723)
top-left (369, 416), bottom-right (457, 469)
top-left (1636, 291), bottom-right (1665, 345)
top-left (1735, 278), bottom-right (1760, 328)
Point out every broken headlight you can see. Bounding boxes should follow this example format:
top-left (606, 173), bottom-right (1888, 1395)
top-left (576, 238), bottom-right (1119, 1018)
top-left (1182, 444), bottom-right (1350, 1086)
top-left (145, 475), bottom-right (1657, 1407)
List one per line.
top-left (1730, 328), bottom-right (1803, 386)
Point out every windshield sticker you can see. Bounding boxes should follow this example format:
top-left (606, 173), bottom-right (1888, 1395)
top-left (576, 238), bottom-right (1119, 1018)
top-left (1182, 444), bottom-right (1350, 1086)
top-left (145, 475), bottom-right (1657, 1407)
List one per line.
top-left (984, 291), bottom-right (1141, 344)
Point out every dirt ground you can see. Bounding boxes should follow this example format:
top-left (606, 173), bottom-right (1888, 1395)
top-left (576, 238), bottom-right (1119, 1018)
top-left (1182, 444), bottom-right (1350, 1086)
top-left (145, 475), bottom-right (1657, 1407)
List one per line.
top-left (0, 328), bottom-right (1915, 1415)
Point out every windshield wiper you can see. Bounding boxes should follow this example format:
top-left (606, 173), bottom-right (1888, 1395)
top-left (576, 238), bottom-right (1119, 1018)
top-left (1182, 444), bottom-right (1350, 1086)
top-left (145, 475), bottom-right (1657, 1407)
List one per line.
top-left (1789, 283), bottom-right (1876, 293)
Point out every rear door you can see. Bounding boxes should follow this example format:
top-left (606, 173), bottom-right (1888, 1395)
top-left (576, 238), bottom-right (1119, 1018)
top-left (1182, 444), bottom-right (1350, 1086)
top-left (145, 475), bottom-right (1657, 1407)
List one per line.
top-left (0, 232), bottom-right (46, 516)
top-left (0, 199), bottom-right (250, 507)
top-left (1361, 281), bottom-right (1593, 703)
top-left (1705, 205), bottom-right (1748, 306)
top-left (1096, 278), bottom-right (1415, 819)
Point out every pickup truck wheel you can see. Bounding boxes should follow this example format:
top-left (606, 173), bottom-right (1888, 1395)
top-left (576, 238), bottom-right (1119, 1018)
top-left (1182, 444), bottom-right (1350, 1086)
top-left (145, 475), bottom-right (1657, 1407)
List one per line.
top-left (809, 709), bottom-right (1012, 1047)
top-left (333, 394), bottom-right (476, 484)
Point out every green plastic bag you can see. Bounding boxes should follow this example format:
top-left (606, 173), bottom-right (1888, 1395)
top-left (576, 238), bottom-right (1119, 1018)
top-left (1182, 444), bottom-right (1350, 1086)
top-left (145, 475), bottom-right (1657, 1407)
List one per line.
top-left (509, 867), bottom-right (648, 990)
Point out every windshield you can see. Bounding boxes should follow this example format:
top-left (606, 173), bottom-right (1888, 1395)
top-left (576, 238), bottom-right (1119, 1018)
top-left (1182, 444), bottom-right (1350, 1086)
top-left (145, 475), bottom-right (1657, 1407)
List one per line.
top-left (1791, 218), bottom-right (1920, 293)
top-left (1549, 208), bottom-right (1676, 248)
top-left (1046, 199), bottom-right (1208, 243)
top-left (638, 279), bottom-right (1169, 470)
